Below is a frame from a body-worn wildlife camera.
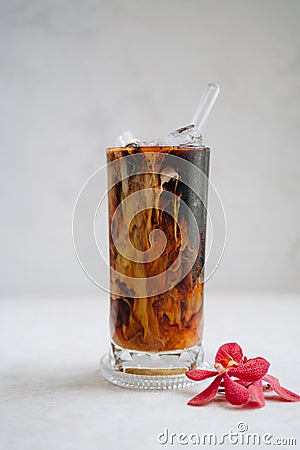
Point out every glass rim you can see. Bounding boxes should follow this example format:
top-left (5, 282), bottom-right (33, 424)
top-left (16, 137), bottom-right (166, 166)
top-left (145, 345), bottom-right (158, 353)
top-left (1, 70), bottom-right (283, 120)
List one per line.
top-left (106, 145), bottom-right (210, 152)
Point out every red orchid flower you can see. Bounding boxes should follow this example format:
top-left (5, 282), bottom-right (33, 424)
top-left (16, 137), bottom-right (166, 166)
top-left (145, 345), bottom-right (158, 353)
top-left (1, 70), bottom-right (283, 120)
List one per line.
top-left (186, 342), bottom-right (300, 408)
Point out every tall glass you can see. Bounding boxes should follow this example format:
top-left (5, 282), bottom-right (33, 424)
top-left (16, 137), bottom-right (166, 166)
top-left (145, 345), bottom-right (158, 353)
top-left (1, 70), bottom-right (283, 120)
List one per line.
top-left (103, 145), bottom-right (210, 389)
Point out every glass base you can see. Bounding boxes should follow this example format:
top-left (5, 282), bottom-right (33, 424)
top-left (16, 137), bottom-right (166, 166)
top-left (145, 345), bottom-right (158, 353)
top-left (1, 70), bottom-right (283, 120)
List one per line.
top-left (100, 343), bottom-right (211, 390)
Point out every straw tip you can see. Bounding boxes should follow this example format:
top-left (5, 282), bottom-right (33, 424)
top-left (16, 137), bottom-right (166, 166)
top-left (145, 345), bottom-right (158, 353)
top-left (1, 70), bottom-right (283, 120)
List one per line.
top-left (208, 83), bottom-right (220, 91)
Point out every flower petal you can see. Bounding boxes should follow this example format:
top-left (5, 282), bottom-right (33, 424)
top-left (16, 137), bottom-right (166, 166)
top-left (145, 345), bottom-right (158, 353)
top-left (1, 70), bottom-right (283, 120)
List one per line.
top-left (215, 342), bottom-right (243, 367)
top-left (187, 375), bottom-right (222, 406)
top-left (248, 379), bottom-right (265, 407)
top-left (228, 357), bottom-right (270, 382)
top-left (186, 370), bottom-right (218, 381)
top-left (263, 374), bottom-right (300, 402)
top-left (235, 379), bottom-right (251, 387)
top-left (223, 373), bottom-right (250, 405)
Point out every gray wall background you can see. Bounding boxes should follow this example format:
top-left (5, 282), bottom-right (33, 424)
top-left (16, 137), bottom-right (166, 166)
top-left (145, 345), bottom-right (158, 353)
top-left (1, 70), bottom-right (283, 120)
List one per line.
top-left (1, 0), bottom-right (300, 297)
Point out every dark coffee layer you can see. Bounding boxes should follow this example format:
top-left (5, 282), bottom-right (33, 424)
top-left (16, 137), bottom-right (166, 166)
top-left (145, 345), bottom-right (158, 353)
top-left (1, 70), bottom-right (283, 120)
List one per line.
top-left (107, 146), bottom-right (209, 352)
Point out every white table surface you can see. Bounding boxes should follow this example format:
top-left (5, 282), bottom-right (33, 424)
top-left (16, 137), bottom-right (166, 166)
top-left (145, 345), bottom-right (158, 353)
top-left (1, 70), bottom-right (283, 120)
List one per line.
top-left (0, 294), bottom-right (299, 450)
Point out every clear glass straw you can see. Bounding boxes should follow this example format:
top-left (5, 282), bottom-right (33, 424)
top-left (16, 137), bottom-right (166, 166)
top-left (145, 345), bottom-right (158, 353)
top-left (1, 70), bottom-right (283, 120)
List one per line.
top-left (192, 83), bottom-right (220, 132)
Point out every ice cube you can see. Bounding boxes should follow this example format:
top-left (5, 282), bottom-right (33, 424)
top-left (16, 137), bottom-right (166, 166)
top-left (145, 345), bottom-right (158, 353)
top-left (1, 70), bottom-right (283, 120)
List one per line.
top-left (115, 125), bottom-right (203, 148)
top-left (115, 130), bottom-right (143, 147)
top-left (157, 124), bottom-right (203, 147)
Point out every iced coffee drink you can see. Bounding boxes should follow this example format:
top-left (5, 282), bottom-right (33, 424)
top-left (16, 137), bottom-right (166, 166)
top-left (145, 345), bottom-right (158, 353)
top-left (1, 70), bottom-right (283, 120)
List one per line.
top-left (100, 83), bottom-right (220, 388)
top-left (107, 142), bottom-right (210, 375)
